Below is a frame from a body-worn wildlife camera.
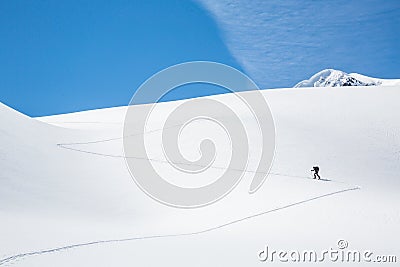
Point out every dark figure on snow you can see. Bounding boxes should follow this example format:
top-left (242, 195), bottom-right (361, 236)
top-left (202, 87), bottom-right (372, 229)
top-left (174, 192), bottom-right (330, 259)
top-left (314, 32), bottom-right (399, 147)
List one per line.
top-left (311, 166), bottom-right (320, 179)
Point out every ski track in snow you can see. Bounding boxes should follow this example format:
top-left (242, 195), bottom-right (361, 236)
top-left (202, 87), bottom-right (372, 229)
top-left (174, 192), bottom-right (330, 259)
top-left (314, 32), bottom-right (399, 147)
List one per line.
top-left (0, 186), bottom-right (360, 266)
top-left (57, 131), bottom-right (357, 187)
top-left (58, 143), bottom-right (357, 187)
top-left (54, 120), bottom-right (356, 185)
top-left (0, 121), bottom-right (361, 265)
top-left (54, 121), bottom-right (185, 145)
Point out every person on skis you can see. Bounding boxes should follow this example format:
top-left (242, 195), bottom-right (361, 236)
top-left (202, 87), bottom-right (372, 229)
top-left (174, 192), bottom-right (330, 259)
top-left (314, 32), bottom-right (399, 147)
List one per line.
top-left (311, 166), bottom-right (320, 179)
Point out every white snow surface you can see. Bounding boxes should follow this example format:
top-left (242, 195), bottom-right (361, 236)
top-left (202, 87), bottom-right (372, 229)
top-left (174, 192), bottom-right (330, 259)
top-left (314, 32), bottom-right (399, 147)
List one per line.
top-left (1, 86), bottom-right (400, 266)
top-left (294, 69), bottom-right (400, 88)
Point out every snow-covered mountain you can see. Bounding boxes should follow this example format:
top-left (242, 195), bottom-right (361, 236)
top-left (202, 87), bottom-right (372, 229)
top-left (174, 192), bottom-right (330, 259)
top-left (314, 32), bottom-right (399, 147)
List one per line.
top-left (1, 86), bottom-right (400, 266)
top-left (294, 69), bottom-right (400, 87)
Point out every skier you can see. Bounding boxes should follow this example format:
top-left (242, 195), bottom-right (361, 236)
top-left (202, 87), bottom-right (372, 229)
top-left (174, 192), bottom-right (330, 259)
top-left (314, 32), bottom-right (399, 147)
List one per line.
top-left (311, 166), bottom-right (320, 180)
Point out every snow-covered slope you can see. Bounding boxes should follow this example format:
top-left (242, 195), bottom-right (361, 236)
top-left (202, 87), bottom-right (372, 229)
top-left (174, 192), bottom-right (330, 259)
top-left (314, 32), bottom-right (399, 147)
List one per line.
top-left (294, 69), bottom-right (400, 87)
top-left (1, 86), bottom-right (400, 266)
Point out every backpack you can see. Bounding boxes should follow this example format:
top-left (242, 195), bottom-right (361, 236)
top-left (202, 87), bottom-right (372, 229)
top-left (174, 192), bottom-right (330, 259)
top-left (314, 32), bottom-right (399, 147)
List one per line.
top-left (313, 166), bottom-right (319, 172)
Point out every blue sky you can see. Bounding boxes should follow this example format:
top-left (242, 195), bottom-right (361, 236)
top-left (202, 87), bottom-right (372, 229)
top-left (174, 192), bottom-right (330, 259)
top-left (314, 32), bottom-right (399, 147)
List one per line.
top-left (0, 0), bottom-right (240, 116)
top-left (198, 0), bottom-right (400, 88)
top-left (1, 0), bottom-right (399, 116)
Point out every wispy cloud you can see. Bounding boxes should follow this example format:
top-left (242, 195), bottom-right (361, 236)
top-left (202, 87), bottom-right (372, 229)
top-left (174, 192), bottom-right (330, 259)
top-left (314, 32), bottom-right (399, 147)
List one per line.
top-left (197, 0), bottom-right (400, 88)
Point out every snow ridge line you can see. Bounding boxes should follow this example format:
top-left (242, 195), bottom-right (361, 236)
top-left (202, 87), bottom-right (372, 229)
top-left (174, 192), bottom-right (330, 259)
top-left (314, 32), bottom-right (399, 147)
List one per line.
top-left (0, 186), bottom-right (359, 266)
